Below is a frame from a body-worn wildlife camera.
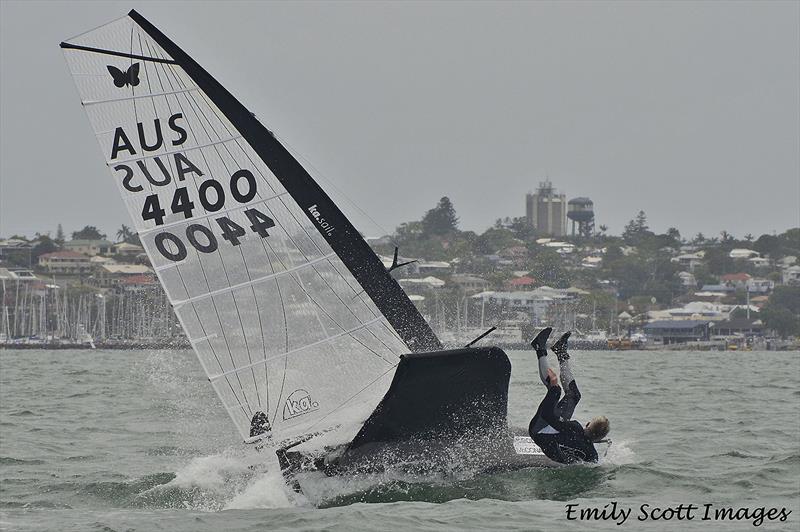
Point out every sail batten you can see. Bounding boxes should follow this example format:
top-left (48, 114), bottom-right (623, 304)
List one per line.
top-left (83, 86), bottom-right (200, 106)
top-left (209, 316), bottom-right (388, 381)
top-left (173, 253), bottom-right (338, 308)
top-left (61, 11), bottom-right (438, 442)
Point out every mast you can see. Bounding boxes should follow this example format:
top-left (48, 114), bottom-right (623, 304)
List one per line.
top-left (117, 10), bottom-right (440, 353)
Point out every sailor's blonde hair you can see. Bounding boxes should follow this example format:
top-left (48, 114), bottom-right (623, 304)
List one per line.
top-left (586, 416), bottom-right (610, 441)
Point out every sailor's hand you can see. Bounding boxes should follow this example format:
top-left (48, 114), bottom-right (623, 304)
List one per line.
top-left (546, 367), bottom-right (559, 387)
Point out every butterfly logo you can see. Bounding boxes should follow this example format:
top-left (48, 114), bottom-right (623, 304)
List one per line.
top-left (107, 63), bottom-right (140, 88)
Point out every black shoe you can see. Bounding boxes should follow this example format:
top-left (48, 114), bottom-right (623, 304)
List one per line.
top-left (552, 332), bottom-right (571, 362)
top-left (531, 327), bottom-right (552, 357)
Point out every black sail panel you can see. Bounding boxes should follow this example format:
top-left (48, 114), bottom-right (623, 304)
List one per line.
top-left (128, 10), bottom-right (441, 353)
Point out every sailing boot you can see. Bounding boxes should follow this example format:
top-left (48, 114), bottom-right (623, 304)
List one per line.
top-left (531, 327), bottom-right (552, 358)
top-left (551, 331), bottom-right (571, 363)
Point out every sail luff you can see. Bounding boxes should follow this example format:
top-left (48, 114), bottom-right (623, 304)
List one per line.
top-left (127, 9), bottom-right (441, 353)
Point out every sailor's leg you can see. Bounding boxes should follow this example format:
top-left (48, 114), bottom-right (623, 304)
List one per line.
top-left (531, 327), bottom-right (553, 386)
top-left (551, 331), bottom-right (574, 387)
top-left (552, 332), bottom-right (581, 420)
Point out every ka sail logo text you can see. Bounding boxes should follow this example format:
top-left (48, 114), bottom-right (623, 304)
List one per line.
top-left (307, 204), bottom-right (335, 236)
top-left (283, 389), bottom-right (319, 420)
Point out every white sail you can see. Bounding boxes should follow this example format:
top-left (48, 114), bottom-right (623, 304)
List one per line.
top-left (61, 14), bottom-right (414, 442)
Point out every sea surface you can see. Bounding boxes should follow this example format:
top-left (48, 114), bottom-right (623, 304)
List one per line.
top-left (1, 348), bottom-right (798, 531)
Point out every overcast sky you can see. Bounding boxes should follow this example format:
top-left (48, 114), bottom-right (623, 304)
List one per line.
top-left (1, 0), bottom-right (798, 242)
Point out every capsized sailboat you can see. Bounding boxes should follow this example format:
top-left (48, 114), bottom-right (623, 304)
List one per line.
top-left (60, 10), bottom-right (550, 487)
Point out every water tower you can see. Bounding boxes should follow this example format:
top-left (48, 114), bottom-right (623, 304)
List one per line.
top-left (567, 197), bottom-right (595, 237)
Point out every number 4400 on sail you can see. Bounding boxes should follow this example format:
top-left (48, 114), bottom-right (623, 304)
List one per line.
top-left (141, 173), bottom-right (277, 262)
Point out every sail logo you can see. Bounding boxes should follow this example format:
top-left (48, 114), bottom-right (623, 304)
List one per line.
top-left (283, 389), bottom-right (319, 420)
top-left (308, 204), bottom-right (335, 236)
top-left (107, 63), bottom-right (140, 88)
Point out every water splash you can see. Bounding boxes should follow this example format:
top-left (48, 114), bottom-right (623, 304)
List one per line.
top-left (602, 439), bottom-right (637, 466)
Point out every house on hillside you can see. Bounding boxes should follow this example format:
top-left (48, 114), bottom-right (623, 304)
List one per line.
top-left (417, 261), bottom-right (451, 275)
top-left (0, 267), bottom-right (38, 283)
top-left (746, 278), bottom-right (774, 294)
top-left (471, 290), bottom-right (553, 319)
top-left (783, 265), bottom-right (800, 286)
top-left (729, 248), bottom-right (759, 260)
top-left (115, 242), bottom-right (145, 257)
top-left (678, 271), bottom-right (697, 288)
top-left (506, 276), bottom-right (536, 290)
top-left (92, 264), bottom-right (153, 288)
top-left (450, 274), bottom-right (489, 294)
top-left (38, 251), bottom-right (92, 274)
top-left (0, 239), bottom-right (34, 267)
top-left (720, 273), bottom-right (751, 290)
top-left (672, 251), bottom-right (705, 271)
top-left (64, 239), bottom-right (117, 256)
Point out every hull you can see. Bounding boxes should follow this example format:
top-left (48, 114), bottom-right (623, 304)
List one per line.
top-left (275, 347), bottom-right (559, 489)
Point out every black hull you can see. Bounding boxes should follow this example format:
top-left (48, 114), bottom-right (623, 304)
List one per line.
top-left (277, 347), bottom-right (554, 489)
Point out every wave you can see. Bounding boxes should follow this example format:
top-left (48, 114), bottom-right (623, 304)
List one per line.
top-left (77, 473), bottom-right (176, 505)
top-left (0, 500), bottom-right (73, 509)
top-left (0, 456), bottom-right (45, 465)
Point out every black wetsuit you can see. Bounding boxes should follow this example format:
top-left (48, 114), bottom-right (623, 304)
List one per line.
top-left (528, 381), bottom-right (598, 464)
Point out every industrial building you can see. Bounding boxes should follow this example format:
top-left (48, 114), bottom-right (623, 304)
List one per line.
top-left (525, 180), bottom-right (567, 236)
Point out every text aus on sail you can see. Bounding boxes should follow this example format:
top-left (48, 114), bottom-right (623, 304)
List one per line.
top-left (111, 113), bottom-right (276, 262)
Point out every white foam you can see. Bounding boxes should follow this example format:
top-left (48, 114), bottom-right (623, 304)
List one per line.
top-left (602, 439), bottom-right (637, 465)
top-left (223, 468), bottom-right (296, 509)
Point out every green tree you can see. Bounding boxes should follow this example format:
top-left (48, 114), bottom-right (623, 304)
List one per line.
top-left (767, 285), bottom-right (800, 315)
top-left (622, 210), bottom-right (653, 246)
top-left (508, 217), bottom-right (536, 242)
top-left (528, 248), bottom-right (570, 288)
top-left (55, 224), bottom-right (65, 245)
top-left (421, 197), bottom-right (459, 237)
top-left (32, 235), bottom-right (59, 261)
top-left (704, 247), bottom-right (734, 275)
top-left (474, 227), bottom-right (517, 255)
top-left (760, 285), bottom-right (800, 338)
top-left (116, 224), bottom-right (134, 243)
top-left (760, 306), bottom-right (799, 338)
top-left (71, 226), bottom-right (106, 240)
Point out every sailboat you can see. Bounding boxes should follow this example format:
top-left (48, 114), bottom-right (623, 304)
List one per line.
top-left (60, 10), bottom-right (551, 487)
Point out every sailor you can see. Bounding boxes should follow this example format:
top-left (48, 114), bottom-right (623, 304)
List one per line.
top-left (528, 327), bottom-right (609, 464)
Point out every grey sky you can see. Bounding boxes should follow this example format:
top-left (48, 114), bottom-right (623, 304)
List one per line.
top-left (1, 0), bottom-right (798, 241)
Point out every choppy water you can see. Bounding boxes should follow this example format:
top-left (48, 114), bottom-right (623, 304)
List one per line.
top-left (1, 348), bottom-right (798, 531)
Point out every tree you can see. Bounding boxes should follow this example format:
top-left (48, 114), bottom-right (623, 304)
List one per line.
top-left (508, 217), bottom-right (536, 242)
top-left (622, 211), bottom-right (652, 246)
top-left (760, 286), bottom-right (800, 338)
top-left (421, 197), bottom-right (459, 237)
top-left (32, 235), bottom-right (59, 261)
top-left (72, 225), bottom-right (106, 240)
top-left (528, 248), bottom-right (570, 288)
top-left (474, 227), bottom-right (516, 255)
top-left (767, 285), bottom-right (800, 315)
top-left (666, 227), bottom-right (681, 243)
top-left (760, 306), bottom-right (799, 338)
top-left (55, 224), bottom-right (65, 245)
top-left (116, 224), bottom-right (135, 243)
top-left (704, 247), bottom-right (734, 275)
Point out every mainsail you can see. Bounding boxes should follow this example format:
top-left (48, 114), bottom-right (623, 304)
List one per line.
top-left (60, 10), bottom-right (441, 443)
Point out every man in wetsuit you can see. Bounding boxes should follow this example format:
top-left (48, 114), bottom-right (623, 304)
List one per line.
top-left (528, 327), bottom-right (609, 464)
